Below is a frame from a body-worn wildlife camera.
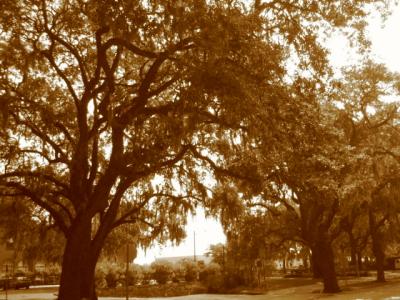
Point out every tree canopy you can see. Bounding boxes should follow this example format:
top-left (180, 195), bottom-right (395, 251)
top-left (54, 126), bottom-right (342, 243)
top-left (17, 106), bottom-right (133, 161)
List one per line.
top-left (0, 0), bottom-right (396, 298)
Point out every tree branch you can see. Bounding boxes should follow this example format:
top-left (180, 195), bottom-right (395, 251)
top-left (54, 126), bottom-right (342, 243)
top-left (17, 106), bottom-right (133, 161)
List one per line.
top-left (188, 145), bottom-right (256, 182)
top-left (102, 38), bottom-right (158, 58)
top-left (0, 171), bottom-right (69, 192)
top-left (1, 181), bottom-right (69, 235)
top-left (123, 144), bottom-right (190, 179)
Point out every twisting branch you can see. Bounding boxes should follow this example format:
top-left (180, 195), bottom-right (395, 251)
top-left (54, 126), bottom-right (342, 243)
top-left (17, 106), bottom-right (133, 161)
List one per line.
top-left (102, 38), bottom-right (158, 58)
top-left (41, 0), bottom-right (88, 86)
top-left (10, 112), bottom-right (70, 165)
top-left (112, 193), bottom-right (202, 229)
top-left (90, 178), bottom-right (132, 250)
top-left (1, 181), bottom-right (69, 235)
top-left (87, 133), bottom-right (99, 191)
top-left (47, 196), bottom-right (74, 224)
top-left (17, 149), bottom-right (65, 165)
top-left (188, 145), bottom-right (256, 182)
top-left (54, 121), bottom-right (75, 146)
top-left (0, 171), bottom-right (70, 193)
top-left (118, 38), bottom-right (194, 123)
top-left (122, 144), bottom-right (190, 179)
top-left (41, 49), bottom-right (80, 106)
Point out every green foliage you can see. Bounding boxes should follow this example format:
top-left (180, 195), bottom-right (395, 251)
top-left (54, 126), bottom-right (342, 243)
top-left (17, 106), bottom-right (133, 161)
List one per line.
top-left (105, 272), bottom-right (118, 289)
top-left (140, 265), bottom-right (153, 285)
top-left (151, 261), bottom-right (173, 284)
top-left (0, 197), bottom-right (65, 267)
top-left (199, 263), bottom-right (224, 292)
top-left (181, 259), bottom-right (198, 282)
top-left (0, 0), bottom-right (394, 297)
top-left (125, 268), bottom-right (140, 286)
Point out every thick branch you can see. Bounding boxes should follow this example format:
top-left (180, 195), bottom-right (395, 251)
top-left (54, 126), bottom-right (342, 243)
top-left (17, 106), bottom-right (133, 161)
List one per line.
top-left (41, 49), bottom-right (80, 106)
top-left (0, 171), bottom-right (69, 193)
top-left (188, 145), bottom-right (256, 182)
top-left (102, 38), bottom-right (158, 58)
top-left (46, 31), bottom-right (89, 87)
top-left (10, 112), bottom-right (70, 165)
top-left (123, 144), bottom-right (190, 179)
top-left (1, 182), bottom-right (69, 235)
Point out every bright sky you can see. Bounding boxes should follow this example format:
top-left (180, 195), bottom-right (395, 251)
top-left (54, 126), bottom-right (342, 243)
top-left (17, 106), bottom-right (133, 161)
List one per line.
top-left (134, 3), bottom-right (400, 265)
top-left (135, 208), bottom-right (226, 264)
top-left (368, 6), bottom-right (400, 72)
top-left (328, 4), bottom-right (400, 72)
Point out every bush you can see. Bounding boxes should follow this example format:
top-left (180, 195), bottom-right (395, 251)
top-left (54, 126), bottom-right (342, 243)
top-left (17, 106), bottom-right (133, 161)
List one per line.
top-left (198, 263), bottom-right (224, 292)
top-left (95, 267), bottom-right (107, 288)
top-left (105, 271), bottom-right (118, 288)
top-left (207, 272), bottom-right (225, 292)
top-left (181, 260), bottom-right (198, 282)
top-left (125, 266), bottom-right (141, 286)
top-left (141, 266), bottom-right (152, 285)
top-left (151, 261), bottom-right (173, 284)
top-left (224, 271), bottom-right (245, 289)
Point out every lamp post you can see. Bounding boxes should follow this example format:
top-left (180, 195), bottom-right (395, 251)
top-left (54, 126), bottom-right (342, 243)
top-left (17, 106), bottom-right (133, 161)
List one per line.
top-left (125, 223), bottom-right (130, 300)
top-left (5, 264), bottom-right (8, 300)
top-left (193, 231), bottom-right (196, 262)
top-left (125, 241), bottom-right (129, 300)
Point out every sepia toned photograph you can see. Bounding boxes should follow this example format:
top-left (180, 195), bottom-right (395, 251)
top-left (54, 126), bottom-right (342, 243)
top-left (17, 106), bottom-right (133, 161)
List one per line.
top-left (1, 0), bottom-right (400, 299)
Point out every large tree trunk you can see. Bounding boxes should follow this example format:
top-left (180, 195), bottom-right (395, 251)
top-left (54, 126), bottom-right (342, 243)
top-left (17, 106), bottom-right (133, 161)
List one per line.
top-left (311, 251), bottom-right (322, 279)
top-left (312, 237), bottom-right (341, 293)
top-left (371, 233), bottom-right (385, 282)
top-left (348, 233), bottom-right (360, 276)
top-left (357, 251), bottom-right (363, 271)
top-left (58, 217), bottom-right (100, 300)
top-left (368, 209), bottom-right (386, 282)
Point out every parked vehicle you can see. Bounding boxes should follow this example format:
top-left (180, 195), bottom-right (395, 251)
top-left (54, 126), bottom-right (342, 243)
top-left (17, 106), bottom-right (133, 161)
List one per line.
top-left (0, 274), bottom-right (31, 290)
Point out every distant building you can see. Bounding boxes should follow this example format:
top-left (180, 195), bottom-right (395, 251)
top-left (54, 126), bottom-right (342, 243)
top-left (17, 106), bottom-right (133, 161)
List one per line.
top-left (274, 257), bottom-right (304, 270)
top-left (385, 256), bottom-right (400, 270)
top-left (155, 255), bottom-right (212, 265)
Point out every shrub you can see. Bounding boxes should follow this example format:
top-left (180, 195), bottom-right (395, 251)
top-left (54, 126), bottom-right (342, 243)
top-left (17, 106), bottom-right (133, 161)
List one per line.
top-left (199, 263), bottom-right (224, 292)
top-left (95, 267), bottom-right (107, 288)
top-left (171, 262), bottom-right (185, 282)
top-left (181, 260), bottom-right (198, 282)
top-left (105, 271), bottom-right (118, 288)
top-left (141, 266), bottom-right (152, 285)
top-left (224, 271), bottom-right (245, 289)
top-left (207, 272), bottom-right (225, 292)
top-left (125, 266), bottom-right (141, 286)
top-left (151, 261), bottom-right (173, 284)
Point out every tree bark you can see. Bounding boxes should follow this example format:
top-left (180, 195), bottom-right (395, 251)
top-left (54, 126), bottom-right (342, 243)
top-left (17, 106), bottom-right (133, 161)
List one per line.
top-left (58, 217), bottom-right (100, 300)
top-left (371, 234), bottom-right (385, 282)
top-left (312, 237), bottom-right (341, 293)
top-left (311, 251), bottom-right (322, 279)
top-left (348, 234), bottom-right (361, 276)
top-left (357, 252), bottom-right (362, 271)
top-left (282, 256), bottom-right (286, 274)
top-left (368, 209), bottom-right (386, 282)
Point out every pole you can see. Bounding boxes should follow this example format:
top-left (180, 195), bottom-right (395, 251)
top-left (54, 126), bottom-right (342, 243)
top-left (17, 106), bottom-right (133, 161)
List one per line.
top-left (193, 231), bottom-right (196, 262)
top-left (125, 242), bottom-right (129, 300)
top-left (5, 264), bottom-right (8, 300)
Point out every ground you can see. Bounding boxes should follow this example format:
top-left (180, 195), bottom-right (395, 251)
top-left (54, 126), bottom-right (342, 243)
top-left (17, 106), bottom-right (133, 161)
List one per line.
top-left (3, 273), bottom-right (400, 300)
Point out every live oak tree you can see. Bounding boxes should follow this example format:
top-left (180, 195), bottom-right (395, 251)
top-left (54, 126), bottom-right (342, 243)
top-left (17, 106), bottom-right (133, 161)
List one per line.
top-left (0, 1), bottom-right (289, 299)
top-left (0, 0), bottom-right (394, 298)
top-left (335, 61), bottom-right (400, 282)
top-left (215, 60), bottom-right (400, 292)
